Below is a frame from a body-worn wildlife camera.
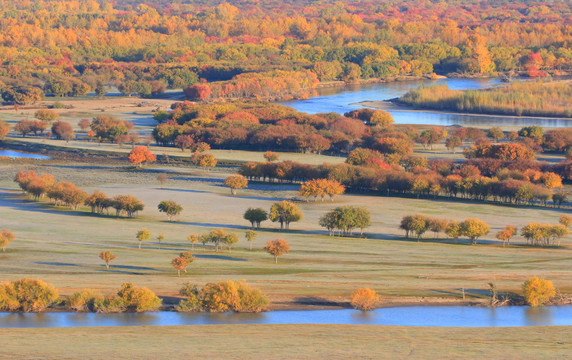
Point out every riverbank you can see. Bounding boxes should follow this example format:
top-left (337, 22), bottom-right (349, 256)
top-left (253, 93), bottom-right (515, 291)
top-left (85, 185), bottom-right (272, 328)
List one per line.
top-left (354, 99), bottom-right (572, 122)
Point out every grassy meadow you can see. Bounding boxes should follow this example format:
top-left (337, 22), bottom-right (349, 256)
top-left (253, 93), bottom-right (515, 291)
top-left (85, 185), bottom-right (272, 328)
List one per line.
top-left (0, 157), bottom-right (571, 305)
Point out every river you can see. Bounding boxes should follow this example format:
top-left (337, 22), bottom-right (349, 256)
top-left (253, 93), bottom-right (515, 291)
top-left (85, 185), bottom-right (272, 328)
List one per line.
top-left (0, 150), bottom-right (50, 159)
top-left (2, 305), bottom-right (572, 328)
top-left (279, 78), bottom-right (571, 127)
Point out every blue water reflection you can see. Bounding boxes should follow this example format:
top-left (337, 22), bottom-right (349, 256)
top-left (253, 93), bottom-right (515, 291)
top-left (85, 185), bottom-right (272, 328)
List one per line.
top-left (0, 150), bottom-right (50, 159)
top-left (279, 78), bottom-right (571, 127)
top-left (2, 305), bottom-right (572, 328)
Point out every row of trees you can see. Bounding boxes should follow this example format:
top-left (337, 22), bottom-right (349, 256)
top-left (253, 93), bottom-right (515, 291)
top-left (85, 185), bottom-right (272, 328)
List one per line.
top-left (320, 206), bottom-right (371, 236)
top-left (243, 201), bottom-right (304, 231)
top-left (239, 159), bottom-right (568, 208)
top-left (15, 170), bottom-right (145, 217)
top-left (400, 215), bottom-right (490, 244)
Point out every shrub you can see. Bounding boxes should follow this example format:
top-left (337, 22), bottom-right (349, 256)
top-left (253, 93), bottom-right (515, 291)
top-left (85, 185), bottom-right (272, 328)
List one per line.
top-left (351, 288), bottom-right (379, 311)
top-left (117, 282), bottom-right (162, 312)
top-left (66, 289), bottom-right (103, 312)
top-left (523, 277), bottom-right (556, 307)
top-left (0, 278), bottom-right (59, 312)
top-left (235, 281), bottom-right (269, 312)
top-left (175, 283), bottom-right (201, 312)
top-left (176, 281), bottom-right (269, 313)
top-left (93, 296), bottom-right (127, 313)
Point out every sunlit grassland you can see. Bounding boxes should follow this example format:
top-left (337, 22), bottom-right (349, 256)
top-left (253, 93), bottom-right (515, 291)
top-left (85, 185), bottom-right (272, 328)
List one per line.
top-left (0, 159), bottom-right (571, 304)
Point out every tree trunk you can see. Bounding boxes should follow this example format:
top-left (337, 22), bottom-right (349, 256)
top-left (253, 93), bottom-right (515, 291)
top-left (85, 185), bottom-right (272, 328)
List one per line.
top-left (177, 269), bottom-right (180, 277)
top-left (139, 242), bottom-right (141, 249)
top-left (274, 256), bottom-right (278, 264)
top-left (105, 262), bottom-right (109, 269)
top-left (249, 242), bottom-right (253, 251)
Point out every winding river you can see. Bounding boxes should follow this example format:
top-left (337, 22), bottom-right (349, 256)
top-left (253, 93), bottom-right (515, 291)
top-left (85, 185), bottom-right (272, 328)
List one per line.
top-left (279, 78), bottom-right (571, 127)
top-left (2, 305), bottom-right (572, 328)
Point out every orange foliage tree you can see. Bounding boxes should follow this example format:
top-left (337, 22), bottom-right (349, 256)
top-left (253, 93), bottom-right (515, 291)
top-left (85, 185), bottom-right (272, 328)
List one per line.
top-left (224, 174), bottom-right (248, 195)
top-left (351, 288), bottom-right (379, 311)
top-left (264, 239), bottom-right (290, 264)
top-left (128, 146), bottom-right (156, 167)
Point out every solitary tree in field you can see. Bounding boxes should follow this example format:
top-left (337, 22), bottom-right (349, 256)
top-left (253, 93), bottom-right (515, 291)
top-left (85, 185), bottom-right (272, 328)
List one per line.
top-left (99, 251), bottom-right (117, 269)
top-left (523, 277), bottom-right (555, 307)
top-left (264, 151), bottom-right (279, 162)
top-left (224, 174), bottom-right (248, 195)
top-left (269, 201), bottom-right (303, 230)
top-left (171, 256), bottom-right (190, 277)
top-left (187, 233), bottom-right (199, 251)
top-left (244, 208), bottom-right (268, 228)
top-left (158, 200), bottom-right (183, 222)
top-left (351, 288), bottom-right (379, 311)
top-left (136, 228), bottom-right (151, 249)
top-left (245, 230), bottom-right (257, 251)
top-left (460, 218), bottom-right (490, 245)
top-left (264, 239), bottom-right (290, 264)
top-left (157, 173), bottom-right (168, 187)
top-left (0, 229), bottom-right (15, 252)
top-left (559, 215), bottom-right (572, 228)
top-left (157, 233), bottom-right (165, 249)
top-left (128, 146), bottom-right (156, 167)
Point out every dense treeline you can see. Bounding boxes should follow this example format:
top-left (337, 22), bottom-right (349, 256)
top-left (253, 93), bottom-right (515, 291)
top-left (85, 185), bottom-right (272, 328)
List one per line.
top-left (400, 81), bottom-right (572, 118)
top-left (152, 101), bottom-right (385, 153)
top-left (0, 0), bottom-right (570, 103)
top-left (239, 157), bottom-right (570, 207)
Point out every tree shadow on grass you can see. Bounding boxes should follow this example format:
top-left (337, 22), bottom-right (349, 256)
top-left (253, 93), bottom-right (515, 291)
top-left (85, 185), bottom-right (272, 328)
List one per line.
top-left (0, 191), bottom-right (87, 218)
top-left (35, 262), bottom-right (80, 267)
top-left (160, 188), bottom-right (211, 194)
top-left (177, 221), bottom-right (248, 230)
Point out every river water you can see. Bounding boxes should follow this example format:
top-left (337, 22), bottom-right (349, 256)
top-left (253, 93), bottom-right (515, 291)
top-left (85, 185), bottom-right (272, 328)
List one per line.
top-left (0, 150), bottom-right (50, 159)
top-left (279, 78), bottom-right (571, 127)
top-left (2, 305), bottom-right (572, 328)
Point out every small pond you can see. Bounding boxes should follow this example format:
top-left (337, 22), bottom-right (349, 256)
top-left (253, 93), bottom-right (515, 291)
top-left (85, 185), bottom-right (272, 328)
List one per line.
top-left (2, 305), bottom-right (572, 328)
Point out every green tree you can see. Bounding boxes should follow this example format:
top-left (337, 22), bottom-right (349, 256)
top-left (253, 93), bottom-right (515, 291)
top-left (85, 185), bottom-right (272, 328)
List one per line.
top-left (244, 208), bottom-right (268, 229)
top-left (158, 200), bottom-right (183, 222)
